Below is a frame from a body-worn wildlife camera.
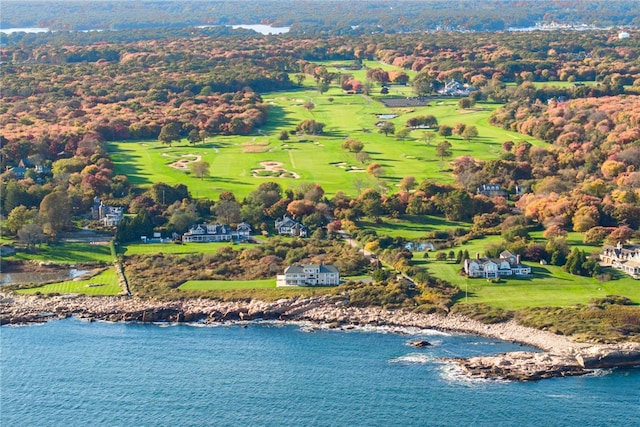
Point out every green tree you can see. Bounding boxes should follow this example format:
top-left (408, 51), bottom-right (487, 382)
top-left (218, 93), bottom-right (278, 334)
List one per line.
top-left (158, 122), bottom-right (182, 147)
top-left (189, 161), bottom-right (210, 180)
top-left (436, 140), bottom-right (452, 162)
top-left (5, 205), bottom-right (37, 235)
top-left (296, 119), bottom-right (325, 135)
top-left (395, 127), bottom-right (411, 141)
top-left (438, 125), bottom-right (453, 137)
top-left (317, 80), bottom-right (330, 94)
top-left (188, 129), bottom-right (200, 145)
top-left (214, 199), bottom-right (242, 224)
top-left (39, 191), bottom-right (71, 239)
top-left (278, 130), bottom-right (289, 141)
top-left (378, 121), bottom-right (395, 136)
top-left (342, 139), bottom-right (364, 153)
top-left (18, 222), bottom-right (44, 251)
top-left (461, 125), bottom-right (479, 141)
top-left (412, 73), bottom-right (433, 96)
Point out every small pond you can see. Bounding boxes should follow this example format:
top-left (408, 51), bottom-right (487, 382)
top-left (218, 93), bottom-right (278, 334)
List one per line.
top-left (0, 269), bottom-right (90, 286)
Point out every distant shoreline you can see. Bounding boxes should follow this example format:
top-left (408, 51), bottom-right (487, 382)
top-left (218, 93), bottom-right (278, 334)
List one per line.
top-left (2, 292), bottom-right (639, 381)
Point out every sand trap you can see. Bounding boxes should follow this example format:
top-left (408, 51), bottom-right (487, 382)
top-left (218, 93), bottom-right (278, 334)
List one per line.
top-left (252, 161), bottom-right (300, 179)
top-left (162, 153), bottom-right (202, 170)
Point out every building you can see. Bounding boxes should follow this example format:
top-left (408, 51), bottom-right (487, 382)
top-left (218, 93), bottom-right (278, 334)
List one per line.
top-left (437, 79), bottom-right (478, 97)
top-left (275, 215), bottom-right (308, 237)
top-left (599, 242), bottom-right (640, 279)
top-left (464, 250), bottom-right (531, 279)
top-left (91, 197), bottom-right (124, 227)
top-left (477, 184), bottom-right (507, 198)
top-left (182, 222), bottom-right (252, 243)
top-left (277, 264), bottom-right (340, 287)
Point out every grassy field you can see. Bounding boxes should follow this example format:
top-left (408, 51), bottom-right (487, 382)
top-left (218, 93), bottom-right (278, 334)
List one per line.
top-left (5, 243), bottom-right (113, 264)
top-left (357, 215), bottom-right (472, 239)
top-left (119, 241), bottom-right (257, 256)
top-left (179, 279), bottom-right (276, 290)
top-left (107, 61), bottom-right (545, 200)
top-left (412, 257), bottom-right (640, 309)
top-left (16, 268), bottom-right (122, 296)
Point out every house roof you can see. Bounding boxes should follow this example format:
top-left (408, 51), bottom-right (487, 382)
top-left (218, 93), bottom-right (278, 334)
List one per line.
top-left (285, 264), bottom-right (339, 274)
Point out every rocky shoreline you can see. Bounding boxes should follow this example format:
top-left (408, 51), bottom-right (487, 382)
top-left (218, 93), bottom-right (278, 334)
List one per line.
top-left (2, 292), bottom-right (639, 381)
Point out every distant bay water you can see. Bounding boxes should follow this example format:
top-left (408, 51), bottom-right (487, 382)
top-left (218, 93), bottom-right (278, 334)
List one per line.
top-left (0, 25), bottom-right (289, 35)
top-left (2, 319), bottom-right (638, 426)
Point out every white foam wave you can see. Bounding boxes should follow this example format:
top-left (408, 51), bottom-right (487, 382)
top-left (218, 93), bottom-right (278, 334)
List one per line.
top-left (438, 362), bottom-right (511, 386)
top-left (389, 353), bottom-right (435, 364)
top-left (584, 368), bottom-right (614, 378)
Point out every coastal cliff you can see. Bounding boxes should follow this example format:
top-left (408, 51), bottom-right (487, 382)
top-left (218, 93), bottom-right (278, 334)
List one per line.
top-left (2, 292), bottom-right (639, 381)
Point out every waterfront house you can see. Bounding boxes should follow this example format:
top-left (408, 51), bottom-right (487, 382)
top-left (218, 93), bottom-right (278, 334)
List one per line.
top-left (277, 263), bottom-right (340, 287)
top-left (599, 242), bottom-right (640, 279)
top-left (182, 222), bottom-right (252, 243)
top-left (464, 250), bottom-right (531, 279)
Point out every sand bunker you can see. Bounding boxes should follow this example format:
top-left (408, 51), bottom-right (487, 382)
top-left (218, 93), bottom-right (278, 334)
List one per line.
top-left (163, 153), bottom-right (202, 170)
top-left (252, 161), bottom-right (300, 179)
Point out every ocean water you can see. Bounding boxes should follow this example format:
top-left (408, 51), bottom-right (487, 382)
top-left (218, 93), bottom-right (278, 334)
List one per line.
top-left (1, 319), bottom-right (639, 427)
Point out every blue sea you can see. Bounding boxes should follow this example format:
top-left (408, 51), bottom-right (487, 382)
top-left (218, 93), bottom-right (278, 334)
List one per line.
top-left (2, 319), bottom-right (639, 426)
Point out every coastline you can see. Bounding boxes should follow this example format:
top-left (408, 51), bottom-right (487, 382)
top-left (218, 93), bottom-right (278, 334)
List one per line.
top-left (2, 292), bottom-right (639, 381)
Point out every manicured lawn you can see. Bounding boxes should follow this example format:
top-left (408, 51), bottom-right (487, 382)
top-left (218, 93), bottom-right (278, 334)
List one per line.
top-left (6, 243), bottom-right (114, 264)
top-left (357, 215), bottom-right (472, 239)
top-left (180, 279), bottom-right (277, 290)
top-left (16, 268), bottom-right (122, 296)
top-left (107, 61), bottom-right (545, 200)
top-left (414, 258), bottom-right (640, 309)
top-left (119, 241), bottom-right (257, 256)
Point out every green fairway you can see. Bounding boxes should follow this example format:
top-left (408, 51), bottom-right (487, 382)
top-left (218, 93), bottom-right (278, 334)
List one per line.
top-left (16, 268), bottom-right (122, 296)
top-left (7, 243), bottom-right (113, 264)
top-left (414, 258), bottom-right (640, 308)
top-left (107, 61), bottom-right (545, 199)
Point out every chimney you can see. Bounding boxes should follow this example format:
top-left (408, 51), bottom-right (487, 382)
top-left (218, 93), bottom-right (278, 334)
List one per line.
top-left (476, 253), bottom-right (480, 260)
top-left (516, 254), bottom-right (521, 265)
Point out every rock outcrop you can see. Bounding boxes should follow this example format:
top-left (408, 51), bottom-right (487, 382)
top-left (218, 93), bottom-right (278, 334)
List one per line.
top-left (2, 292), bottom-right (639, 381)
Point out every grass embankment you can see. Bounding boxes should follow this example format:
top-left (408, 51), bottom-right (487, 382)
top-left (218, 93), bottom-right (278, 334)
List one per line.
top-left (16, 268), bottom-right (122, 296)
top-left (6, 243), bottom-right (113, 264)
top-left (107, 61), bottom-right (544, 199)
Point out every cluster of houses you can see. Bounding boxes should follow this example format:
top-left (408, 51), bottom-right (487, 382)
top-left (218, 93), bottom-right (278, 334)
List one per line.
top-left (4, 159), bottom-right (51, 184)
top-left (182, 223), bottom-right (252, 243)
top-left (464, 250), bottom-right (532, 279)
top-left (476, 183), bottom-right (528, 198)
top-left (179, 215), bottom-right (308, 243)
top-left (599, 242), bottom-right (640, 279)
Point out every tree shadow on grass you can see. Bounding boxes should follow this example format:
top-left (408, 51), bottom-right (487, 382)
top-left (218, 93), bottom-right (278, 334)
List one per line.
top-left (261, 105), bottom-right (297, 131)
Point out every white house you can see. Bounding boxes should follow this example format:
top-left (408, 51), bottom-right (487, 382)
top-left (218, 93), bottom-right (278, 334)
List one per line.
top-left (477, 184), bottom-right (507, 198)
top-left (277, 264), bottom-right (340, 287)
top-left (464, 250), bottom-right (531, 279)
top-left (275, 215), bottom-right (308, 237)
top-left (182, 222), bottom-right (252, 243)
top-left (599, 242), bottom-right (640, 279)
top-left (91, 197), bottom-right (124, 227)
top-left (437, 79), bottom-right (478, 97)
